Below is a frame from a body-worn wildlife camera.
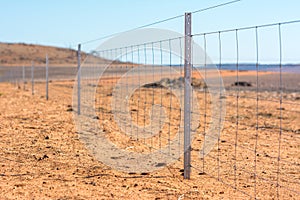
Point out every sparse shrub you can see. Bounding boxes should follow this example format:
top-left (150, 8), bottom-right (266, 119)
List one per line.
top-left (19, 56), bottom-right (26, 60)
top-left (258, 112), bottom-right (272, 118)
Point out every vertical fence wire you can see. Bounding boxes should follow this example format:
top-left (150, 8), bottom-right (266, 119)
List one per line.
top-left (77, 44), bottom-right (81, 115)
top-left (46, 54), bottom-right (49, 100)
top-left (143, 44), bottom-right (147, 145)
top-left (31, 61), bottom-right (34, 95)
top-left (234, 29), bottom-right (239, 190)
top-left (150, 42), bottom-right (155, 151)
top-left (137, 45), bottom-right (141, 140)
top-left (179, 37), bottom-right (183, 158)
top-left (168, 39), bottom-right (172, 154)
top-left (125, 46), bottom-right (129, 136)
top-left (217, 31), bottom-right (222, 181)
top-left (254, 27), bottom-right (259, 199)
top-left (131, 45), bottom-right (135, 139)
top-left (202, 34), bottom-right (207, 173)
top-left (159, 41), bottom-right (163, 149)
top-left (276, 23), bottom-right (283, 199)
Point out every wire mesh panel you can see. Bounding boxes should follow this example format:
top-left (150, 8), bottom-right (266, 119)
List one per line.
top-left (74, 34), bottom-right (196, 173)
top-left (191, 21), bottom-right (300, 199)
top-left (71, 18), bottom-right (299, 199)
top-left (72, 24), bottom-right (223, 176)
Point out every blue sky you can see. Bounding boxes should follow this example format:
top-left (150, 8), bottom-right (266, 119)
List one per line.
top-left (1, 0), bottom-right (300, 63)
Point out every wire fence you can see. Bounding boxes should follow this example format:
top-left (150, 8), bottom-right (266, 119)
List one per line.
top-left (71, 16), bottom-right (299, 199)
top-left (0, 47), bottom-right (85, 98)
top-left (0, 12), bottom-right (299, 199)
top-left (190, 21), bottom-right (300, 199)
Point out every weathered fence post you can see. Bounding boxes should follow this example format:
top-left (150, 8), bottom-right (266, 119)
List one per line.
top-left (77, 44), bottom-right (81, 115)
top-left (46, 54), bottom-right (49, 100)
top-left (15, 68), bottom-right (19, 88)
top-left (184, 12), bottom-right (192, 179)
top-left (31, 61), bottom-right (34, 95)
top-left (22, 65), bottom-right (26, 90)
top-left (9, 69), bottom-right (13, 85)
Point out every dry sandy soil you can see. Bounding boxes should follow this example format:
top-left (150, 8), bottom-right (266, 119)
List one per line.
top-left (0, 70), bottom-right (299, 199)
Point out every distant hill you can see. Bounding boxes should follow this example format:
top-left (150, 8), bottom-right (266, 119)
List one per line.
top-left (0, 42), bottom-right (105, 67)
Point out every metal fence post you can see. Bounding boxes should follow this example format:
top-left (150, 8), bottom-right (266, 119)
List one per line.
top-left (77, 44), bottom-right (81, 115)
top-left (22, 65), bottom-right (25, 90)
top-left (46, 54), bottom-right (49, 100)
top-left (184, 12), bottom-right (192, 179)
top-left (15, 68), bottom-right (19, 88)
top-left (31, 61), bottom-right (34, 95)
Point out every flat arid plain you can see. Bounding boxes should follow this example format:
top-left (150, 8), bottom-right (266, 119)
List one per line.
top-left (0, 43), bottom-right (299, 199)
